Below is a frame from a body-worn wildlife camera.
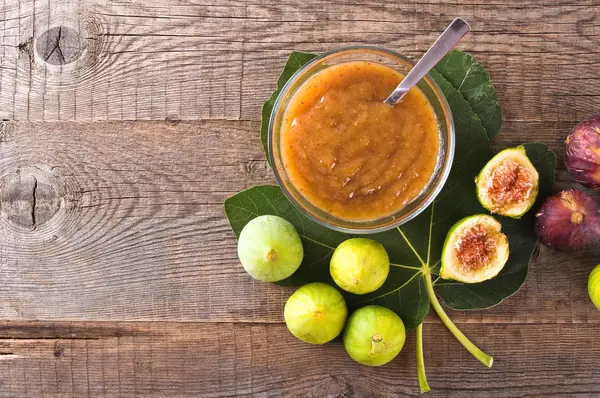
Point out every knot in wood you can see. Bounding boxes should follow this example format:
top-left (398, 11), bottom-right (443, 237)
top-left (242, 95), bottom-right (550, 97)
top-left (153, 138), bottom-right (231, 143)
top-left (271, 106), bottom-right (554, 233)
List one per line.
top-left (310, 375), bottom-right (353, 397)
top-left (54, 341), bottom-right (65, 358)
top-left (1, 171), bottom-right (61, 229)
top-left (36, 26), bottom-right (85, 65)
top-left (136, 361), bottom-right (151, 370)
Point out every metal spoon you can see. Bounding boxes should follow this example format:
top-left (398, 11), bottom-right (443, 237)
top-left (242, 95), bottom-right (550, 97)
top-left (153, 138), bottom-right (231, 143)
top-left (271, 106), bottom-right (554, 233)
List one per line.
top-left (384, 18), bottom-right (471, 106)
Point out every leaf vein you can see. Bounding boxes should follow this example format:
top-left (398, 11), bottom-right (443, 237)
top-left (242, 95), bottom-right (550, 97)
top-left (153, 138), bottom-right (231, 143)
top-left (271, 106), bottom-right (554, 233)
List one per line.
top-left (300, 234), bottom-right (335, 250)
top-left (457, 63), bottom-right (474, 91)
top-left (396, 227), bottom-right (426, 266)
top-left (359, 272), bottom-right (421, 305)
top-left (390, 263), bottom-right (422, 271)
top-left (426, 202), bottom-right (435, 266)
top-left (256, 188), bottom-right (278, 214)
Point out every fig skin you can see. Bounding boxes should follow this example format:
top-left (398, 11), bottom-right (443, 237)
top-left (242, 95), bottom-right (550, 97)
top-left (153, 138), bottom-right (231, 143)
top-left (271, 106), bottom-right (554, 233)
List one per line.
top-left (237, 215), bottom-right (304, 282)
top-left (343, 305), bottom-right (405, 367)
top-left (588, 264), bottom-right (600, 311)
top-left (535, 190), bottom-right (600, 252)
top-left (565, 118), bottom-right (600, 189)
top-left (330, 238), bottom-right (390, 295)
top-left (284, 282), bottom-right (348, 344)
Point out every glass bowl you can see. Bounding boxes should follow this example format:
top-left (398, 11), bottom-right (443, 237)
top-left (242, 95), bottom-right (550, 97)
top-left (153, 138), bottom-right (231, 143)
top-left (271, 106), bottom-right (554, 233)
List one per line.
top-left (268, 46), bottom-right (455, 234)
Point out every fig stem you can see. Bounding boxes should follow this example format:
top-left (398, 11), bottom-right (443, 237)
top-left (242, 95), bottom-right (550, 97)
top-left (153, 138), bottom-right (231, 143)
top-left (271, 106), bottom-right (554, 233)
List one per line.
top-left (424, 272), bottom-right (493, 368)
top-left (571, 211), bottom-right (584, 225)
top-left (416, 323), bottom-right (430, 393)
top-left (369, 334), bottom-right (386, 355)
top-left (266, 249), bottom-right (278, 261)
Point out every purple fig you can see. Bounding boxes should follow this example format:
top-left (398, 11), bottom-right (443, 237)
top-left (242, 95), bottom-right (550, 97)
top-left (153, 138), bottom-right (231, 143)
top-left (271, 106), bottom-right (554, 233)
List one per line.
top-left (535, 190), bottom-right (600, 251)
top-left (565, 118), bottom-right (600, 189)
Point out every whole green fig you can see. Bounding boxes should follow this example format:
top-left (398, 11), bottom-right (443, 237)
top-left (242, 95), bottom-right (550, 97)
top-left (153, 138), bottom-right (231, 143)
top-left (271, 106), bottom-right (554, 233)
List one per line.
top-left (237, 215), bottom-right (303, 282)
top-left (588, 264), bottom-right (600, 310)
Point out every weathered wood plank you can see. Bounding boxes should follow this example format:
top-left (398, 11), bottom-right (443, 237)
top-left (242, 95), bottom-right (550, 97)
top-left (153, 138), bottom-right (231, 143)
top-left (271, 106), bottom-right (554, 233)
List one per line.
top-left (1, 0), bottom-right (245, 121)
top-left (0, 0), bottom-right (598, 396)
top-left (0, 321), bottom-right (599, 397)
top-left (0, 120), bottom-right (598, 323)
top-left (0, 120), bottom-right (278, 322)
top-left (1, 1), bottom-right (600, 122)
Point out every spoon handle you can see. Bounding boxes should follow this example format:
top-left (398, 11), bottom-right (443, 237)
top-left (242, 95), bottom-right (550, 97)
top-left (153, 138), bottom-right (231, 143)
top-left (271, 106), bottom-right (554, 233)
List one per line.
top-left (385, 18), bottom-right (471, 106)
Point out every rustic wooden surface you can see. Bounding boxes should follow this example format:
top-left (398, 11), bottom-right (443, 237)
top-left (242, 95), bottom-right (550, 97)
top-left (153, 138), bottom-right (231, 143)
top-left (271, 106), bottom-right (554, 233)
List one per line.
top-left (1, 0), bottom-right (600, 396)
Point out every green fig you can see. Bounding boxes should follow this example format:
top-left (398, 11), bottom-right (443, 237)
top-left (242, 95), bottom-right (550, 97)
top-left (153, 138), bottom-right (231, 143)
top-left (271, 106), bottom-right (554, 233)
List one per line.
top-left (284, 282), bottom-right (348, 344)
top-left (237, 215), bottom-right (303, 282)
top-left (441, 215), bottom-right (509, 283)
top-left (330, 238), bottom-right (389, 294)
top-left (343, 305), bottom-right (406, 366)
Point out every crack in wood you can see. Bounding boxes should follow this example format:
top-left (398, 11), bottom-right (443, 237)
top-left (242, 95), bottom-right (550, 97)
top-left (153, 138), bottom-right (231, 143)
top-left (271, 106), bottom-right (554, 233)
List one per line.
top-left (31, 176), bottom-right (37, 227)
top-left (44, 26), bottom-right (64, 63)
top-left (0, 353), bottom-right (24, 360)
top-left (36, 26), bottom-right (84, 65)
top-left (0, 169), bottom-right (61, 228)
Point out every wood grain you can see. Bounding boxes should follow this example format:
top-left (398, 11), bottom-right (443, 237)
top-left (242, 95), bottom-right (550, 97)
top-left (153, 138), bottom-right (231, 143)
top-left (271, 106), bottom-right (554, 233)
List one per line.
top-left (0, 120), bottom-right (598, 325)
top-left (1, 1), bottom-right (600, 122)
top-left (0, 320), bottom-right (599, 398)
top-left (2, 0), bottom-right (600, 396)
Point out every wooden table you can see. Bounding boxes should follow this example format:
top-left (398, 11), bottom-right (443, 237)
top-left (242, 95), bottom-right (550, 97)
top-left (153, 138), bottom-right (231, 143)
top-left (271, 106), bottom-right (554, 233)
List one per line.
top-left (1, 1), bottom-right (599, 396)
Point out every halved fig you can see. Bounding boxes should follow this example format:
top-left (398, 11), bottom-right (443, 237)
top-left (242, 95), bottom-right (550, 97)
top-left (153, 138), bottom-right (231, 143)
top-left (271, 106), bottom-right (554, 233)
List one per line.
top-left (475, 146), bottom-right (539, 218)
top-left (440, 215), bottom-right (509, 283)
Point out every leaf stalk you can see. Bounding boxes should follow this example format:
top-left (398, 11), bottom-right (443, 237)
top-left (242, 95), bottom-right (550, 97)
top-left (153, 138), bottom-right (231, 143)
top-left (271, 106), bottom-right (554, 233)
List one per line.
top-left (424, 272), bottom-right (493, 368)
top-left (416, 323), bottom-right (430, 393)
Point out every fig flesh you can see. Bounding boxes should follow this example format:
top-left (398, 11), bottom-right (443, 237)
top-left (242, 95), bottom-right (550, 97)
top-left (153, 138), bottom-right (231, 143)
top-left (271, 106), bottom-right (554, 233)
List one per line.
top-left (440, 215), bottom-right (509, 283)
top-left (565, 118), bottom-right (600, 189)
top-left (535, 190), bottom-right (600, 252)
top-left (475, 146), bottom-right (539, 218)
top-left (284, 282), bottom-right (348, 344)
top-left (330, 238), bottom-right (390, 295)
top-left (343, 305), bottom-right (406, 366)
top-left (237, 215), bottom-right (304, 282)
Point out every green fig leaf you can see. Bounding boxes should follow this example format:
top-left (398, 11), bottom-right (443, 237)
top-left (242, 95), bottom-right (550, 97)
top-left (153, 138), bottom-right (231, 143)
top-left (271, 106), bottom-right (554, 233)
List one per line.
top-left (434, 50), bottom-right (503, 140)
top-left (435, 143), bottom-right (556, 309)
top-left (226, 50), bottom-right (556, 329)
top-left (224, 185), bottom-right (429, 328)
